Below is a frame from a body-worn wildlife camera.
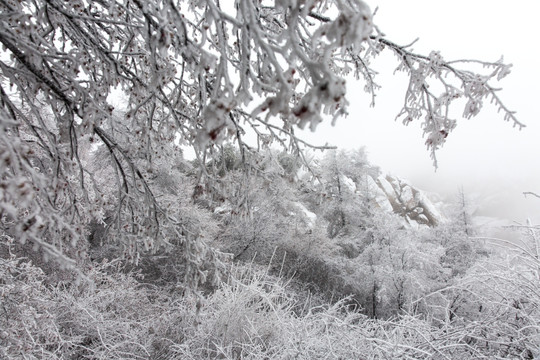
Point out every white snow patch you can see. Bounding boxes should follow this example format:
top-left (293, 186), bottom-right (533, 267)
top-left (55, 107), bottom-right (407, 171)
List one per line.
top-left (400, 186), bottom-right (416, 210)
top-left (293, 202), bottom-right (317, 229)
top-left (417, 214), bottom-right (430, 224)
top-left (415, 191), bottom-right (444, 225)
top-left (341, 175), bottom-right (356, 193)
top-left (377, 175), bottom-right (397, 199)
top-left (366, 175), bottom-right (393, 213)
top-left (214, 204), bottom-right (232, 214)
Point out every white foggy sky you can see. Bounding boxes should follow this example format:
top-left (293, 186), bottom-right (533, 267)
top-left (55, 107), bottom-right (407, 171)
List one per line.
top-left (300, 0), bottom-right (540, 224)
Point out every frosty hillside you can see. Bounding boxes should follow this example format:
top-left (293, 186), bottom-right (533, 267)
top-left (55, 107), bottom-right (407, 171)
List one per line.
top-left (1, 0), bottom-right (539, 358)
top-left (0, 0), bottom-right (520, 269)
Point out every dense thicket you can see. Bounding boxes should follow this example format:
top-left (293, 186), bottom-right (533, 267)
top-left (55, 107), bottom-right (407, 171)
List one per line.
top-left (2, 150), bottom-right (539, 358)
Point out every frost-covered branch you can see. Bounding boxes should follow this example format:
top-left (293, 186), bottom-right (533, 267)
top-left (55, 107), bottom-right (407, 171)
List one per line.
top-left (0, 0), bottom-right (520, 278)
top-left (372, 37), bottom-right (521, 167)
top-left (524, 192), bottom-right (540, 200)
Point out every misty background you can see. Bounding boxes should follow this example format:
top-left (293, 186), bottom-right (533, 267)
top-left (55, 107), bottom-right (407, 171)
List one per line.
top-left (300, 0), bottom-right (540, 228)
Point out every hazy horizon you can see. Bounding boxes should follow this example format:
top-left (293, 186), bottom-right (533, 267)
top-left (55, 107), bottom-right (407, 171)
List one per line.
top-left (299, 0), bottom-right (540, 227)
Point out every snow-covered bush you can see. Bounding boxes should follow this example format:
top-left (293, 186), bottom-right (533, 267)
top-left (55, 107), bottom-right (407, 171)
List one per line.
top-left (2, 236), bottom-right (538, 359)
top-left (0, 256), bottom-right (196, 358)
top-left (422, 224), bottom-right (540, 358)
top-left (173, 261), bottom-right (539, 359)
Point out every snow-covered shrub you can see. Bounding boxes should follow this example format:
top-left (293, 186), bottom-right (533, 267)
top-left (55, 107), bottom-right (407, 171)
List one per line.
top-left (0, 257), bottom-right (194, 359)
top-left (173, 262), bottom-right (524, 359)
top-left (172, 264), bottom-right (296, 358)
top-left (173, 263), bottom-right (379, 359)
top-left (423, 225), bottom-right (540, 358)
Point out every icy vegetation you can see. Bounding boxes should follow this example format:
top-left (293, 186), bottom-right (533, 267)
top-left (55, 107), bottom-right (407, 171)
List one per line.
top-left (1, 0), bottom-right (537, 358)
top-left (2, 147), bottom-right (540, 358)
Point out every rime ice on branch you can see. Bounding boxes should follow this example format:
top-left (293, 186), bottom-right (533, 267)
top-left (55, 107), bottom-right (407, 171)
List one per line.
top-left (0, 0), bottom-right (519, 276)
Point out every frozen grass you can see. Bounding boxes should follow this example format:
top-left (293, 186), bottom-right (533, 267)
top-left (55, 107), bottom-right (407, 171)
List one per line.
top-left (1, 255), bottom-right (538, 359)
